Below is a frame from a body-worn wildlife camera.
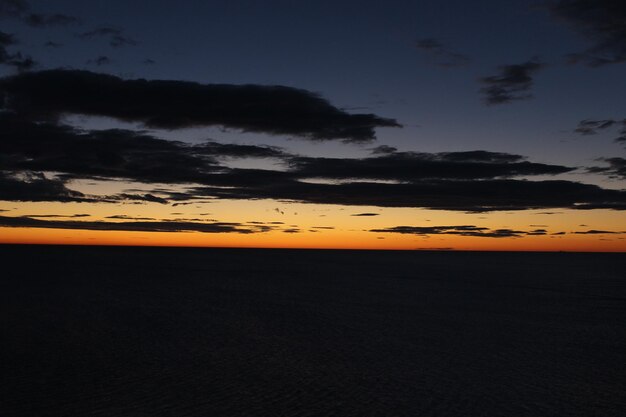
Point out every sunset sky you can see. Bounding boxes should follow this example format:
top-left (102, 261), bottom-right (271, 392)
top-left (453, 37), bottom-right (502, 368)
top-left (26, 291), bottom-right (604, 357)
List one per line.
top-left (1, 0), bottom-right (625, 251)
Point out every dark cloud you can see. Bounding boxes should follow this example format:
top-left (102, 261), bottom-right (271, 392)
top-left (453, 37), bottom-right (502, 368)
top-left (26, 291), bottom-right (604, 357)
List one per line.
top-left (0, 0), bottom-right (28, 18)
top-left (0, 30), bottom-right (16, 46)
top-left (548, 0), bottom-right (626, 67)
top-left (573, 229), bottom-right (625, 234)
top-left (24, 13), bottom-right (79, 27)
top-left (587, 157), bottom-right (626, 179)
top-left (87, 56), bottom-right (112, 66)
top-left (369, 145), bottom-right (397, 154)
top-left (0, 215), bottom-right (274, 234)
top-left (24, 213), bottom-right (90, 218)
top-left (351, 213), bottom-right (380, 216)
top-left (143, 58), bottom-right (156, 65)
top-left (0, 69), bottom-right (400, 142)
top-left (112, 193), bottom-right (169, 204)
top-left (479, 60), bottom-right (545, 105)
top-left (0, 171), bottom-right (179, 204)
top-left (105, 215), bottom-right (156, 220)
top-left (77, 27), bottom-right (136, 47)
top-left (192, 177), bottom-right (626, 212)
top-left (0, 113), bottom-right (287, 185)
top-left (415, 38), bottom-right (470, 68)
top-left (0, 0), bottom-right (79, 27)
top-left (288, 150), bottom-right (572, 181)
top-left (370, 225), bottom-right (538, 238)
top-left (0, 30), bottom-right (36, 71)
top-left (3, 51), bottom-right (35, 71)
top-left (44, 41), bottom-right (62, 48)
top-left (0, 171), bottom-right (85, 202)
top-left (574, 119), bottom-right (626, 143)
top-left (194, 141), bottom-right (286, 159)
top-left (1, 113), bottom-right (624, 213)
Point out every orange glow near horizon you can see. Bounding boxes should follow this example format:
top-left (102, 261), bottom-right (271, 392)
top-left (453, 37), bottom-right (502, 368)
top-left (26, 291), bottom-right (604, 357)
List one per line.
top-left (1, 200), bottom-right (625, 252)
top-left (1, 226), bottom-right (625, 252)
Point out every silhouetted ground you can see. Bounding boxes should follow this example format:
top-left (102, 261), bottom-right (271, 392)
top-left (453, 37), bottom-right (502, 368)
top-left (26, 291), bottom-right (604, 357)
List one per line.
top-left (1, 245), bottom-right (625, 416)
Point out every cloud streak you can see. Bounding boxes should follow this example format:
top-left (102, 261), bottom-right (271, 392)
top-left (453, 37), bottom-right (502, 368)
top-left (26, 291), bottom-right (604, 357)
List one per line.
top-left (369, 225), bottom-right (548, 238)
top-left (0, 215), bottom-right (276, 234)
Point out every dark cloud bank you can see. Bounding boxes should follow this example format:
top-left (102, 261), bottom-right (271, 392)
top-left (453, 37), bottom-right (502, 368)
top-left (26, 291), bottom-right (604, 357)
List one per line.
top-left (1, 110), bottom-right (625, 213)
top-left (1, 69), bottom-right (625, 228)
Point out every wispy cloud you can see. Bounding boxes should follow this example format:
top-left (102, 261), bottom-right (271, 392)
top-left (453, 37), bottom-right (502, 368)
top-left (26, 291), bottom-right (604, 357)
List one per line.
top-left (415, 38), bottom-right (470, 68)
top-left (574, 119), bottom-right (626, 144)
top-left (77, 27), bottom-right (136, 47)
top-left (479, 60), bottom-right (545, 105)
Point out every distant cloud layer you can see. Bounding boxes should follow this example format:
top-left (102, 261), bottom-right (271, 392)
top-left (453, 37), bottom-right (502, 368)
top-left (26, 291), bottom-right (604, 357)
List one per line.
top-left (0, 70), bottom-right (400, 142)
top-left (479, 60), bottom-right (545, 105)
top-left (549, 0), bottom-right (626, 67)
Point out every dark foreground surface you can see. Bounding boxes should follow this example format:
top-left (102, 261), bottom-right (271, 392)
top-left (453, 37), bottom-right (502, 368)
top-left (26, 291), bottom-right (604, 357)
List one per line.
top-left (1, 245), bottom-right (625, 417)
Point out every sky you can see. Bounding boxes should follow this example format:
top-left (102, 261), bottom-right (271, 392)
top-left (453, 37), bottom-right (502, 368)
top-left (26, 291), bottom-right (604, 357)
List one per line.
top-left (0, 0), bottom-right (625, 251)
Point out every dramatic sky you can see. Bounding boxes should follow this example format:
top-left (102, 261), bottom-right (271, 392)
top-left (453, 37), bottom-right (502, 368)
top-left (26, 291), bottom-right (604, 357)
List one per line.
top-left (1, 0), bottom-right (625, 251)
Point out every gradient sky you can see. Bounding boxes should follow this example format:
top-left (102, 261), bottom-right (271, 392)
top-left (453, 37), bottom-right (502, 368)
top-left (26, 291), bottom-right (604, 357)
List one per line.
top-left (1, 0), bottom-right (625, 251)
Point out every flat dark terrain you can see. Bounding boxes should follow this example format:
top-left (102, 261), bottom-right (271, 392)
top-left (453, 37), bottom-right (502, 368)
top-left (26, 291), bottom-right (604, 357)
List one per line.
top-left (1, 245), bottom-right (625, 416)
